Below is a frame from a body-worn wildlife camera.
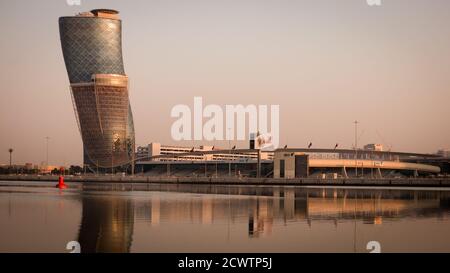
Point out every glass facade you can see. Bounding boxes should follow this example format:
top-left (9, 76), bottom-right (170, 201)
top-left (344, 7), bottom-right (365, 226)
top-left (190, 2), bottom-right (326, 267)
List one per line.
top-left (59, 16), bottom-right (125, 83)
top-left (59, 10), bottom-right (135, 170)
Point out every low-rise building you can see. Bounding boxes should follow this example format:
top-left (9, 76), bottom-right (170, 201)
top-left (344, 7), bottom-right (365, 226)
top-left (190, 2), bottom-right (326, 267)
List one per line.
top-left (437, 149), bottom-right (450, 158)
top-left (136, 142), bottom-right (273, 162)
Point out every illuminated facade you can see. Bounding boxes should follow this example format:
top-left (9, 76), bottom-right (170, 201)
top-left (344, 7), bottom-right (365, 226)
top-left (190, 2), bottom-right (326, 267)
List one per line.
top-left (59, 9), bottom-right (135, 170)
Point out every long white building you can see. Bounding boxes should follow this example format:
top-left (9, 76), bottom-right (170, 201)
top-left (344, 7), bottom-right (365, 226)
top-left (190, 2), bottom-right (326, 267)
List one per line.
top-left (136, 143), bottom-right (273, 162)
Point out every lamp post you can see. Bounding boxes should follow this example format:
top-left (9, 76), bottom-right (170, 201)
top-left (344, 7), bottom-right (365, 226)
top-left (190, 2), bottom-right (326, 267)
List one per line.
top-left (8, 148), bottom-right (13, 167)
top-left (45, 137), bottom-right (50, 167)
top-left (354, 121), bottom-right (358, 177)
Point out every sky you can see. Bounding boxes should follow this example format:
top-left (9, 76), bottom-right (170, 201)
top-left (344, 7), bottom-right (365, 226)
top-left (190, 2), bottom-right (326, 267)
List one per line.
top-left (0, 0), bottom-right (449, 166)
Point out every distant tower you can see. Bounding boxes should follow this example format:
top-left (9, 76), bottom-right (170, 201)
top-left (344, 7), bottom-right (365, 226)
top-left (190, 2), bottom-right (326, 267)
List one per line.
top-left (59, 9), bottom-right (135, 171)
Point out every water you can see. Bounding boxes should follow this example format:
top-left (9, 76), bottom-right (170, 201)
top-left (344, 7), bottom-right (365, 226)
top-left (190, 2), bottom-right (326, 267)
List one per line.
top-left (1, 181), bottom-right (450, 253)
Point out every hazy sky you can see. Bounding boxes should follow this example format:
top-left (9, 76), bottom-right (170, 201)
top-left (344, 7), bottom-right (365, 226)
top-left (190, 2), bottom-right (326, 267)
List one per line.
top-left (0, 0), bottom-right (449, 166)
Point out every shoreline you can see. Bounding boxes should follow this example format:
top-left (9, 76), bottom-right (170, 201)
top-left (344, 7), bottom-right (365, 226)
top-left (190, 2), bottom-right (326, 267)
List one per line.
top-left (1, 174), bottom-right (450, 187)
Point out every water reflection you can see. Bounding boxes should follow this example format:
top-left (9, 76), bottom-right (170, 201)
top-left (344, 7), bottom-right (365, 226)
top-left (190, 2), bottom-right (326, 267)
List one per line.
top-left (1, 183), bottom-right (450, 252)
top-left (74, 185), bottom-right (450, 252)
top-left (78, 196), bottom-right (134, 253)
top-left (129, 186), bottom-right (450, 226)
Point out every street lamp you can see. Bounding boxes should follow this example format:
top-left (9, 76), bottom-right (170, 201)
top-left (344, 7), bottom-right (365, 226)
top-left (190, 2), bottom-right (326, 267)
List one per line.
top-left (354, 121), bottom-right (359, 177)
top-left (8, 148), bottom-right (13, 167)
top-left (45, 136), bottom-right (50, 167)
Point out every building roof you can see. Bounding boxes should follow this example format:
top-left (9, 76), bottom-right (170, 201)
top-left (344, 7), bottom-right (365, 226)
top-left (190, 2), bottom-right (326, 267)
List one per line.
top-left (274, 148), bottom-right (440, 158)
top-left (90, 9), bottom-right (119, 15)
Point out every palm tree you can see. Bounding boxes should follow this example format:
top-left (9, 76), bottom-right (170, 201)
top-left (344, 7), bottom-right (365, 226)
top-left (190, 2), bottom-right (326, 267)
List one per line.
top-left (8, 148), bottom-right (13, 167)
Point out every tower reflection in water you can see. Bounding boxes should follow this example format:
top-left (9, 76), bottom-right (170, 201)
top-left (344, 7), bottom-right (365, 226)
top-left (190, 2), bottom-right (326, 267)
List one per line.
top-left (78, 196), bottom-right (134, 253)
top-left (77, 185), bottom-right (450, 253)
